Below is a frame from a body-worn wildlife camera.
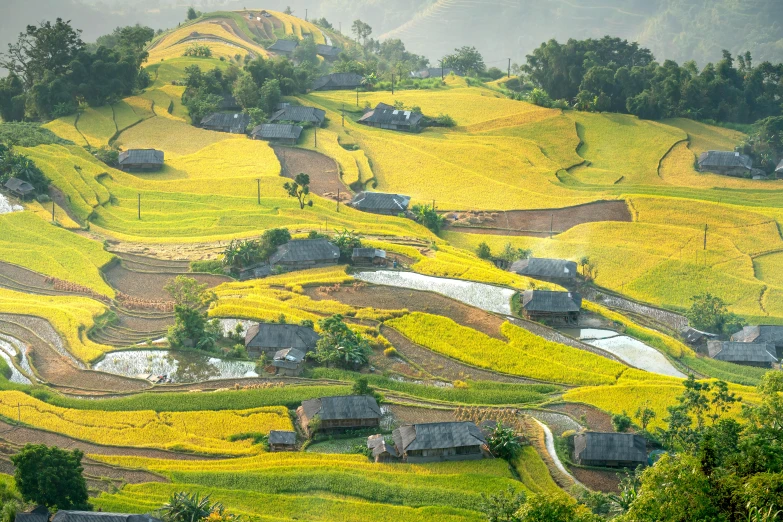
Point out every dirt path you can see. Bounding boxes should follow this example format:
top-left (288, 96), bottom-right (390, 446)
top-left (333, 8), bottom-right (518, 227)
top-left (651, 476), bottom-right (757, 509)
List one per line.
top-left (446, 200), bottom-right (632, 237)
top-left (274, 146), bottom-right (352, 202)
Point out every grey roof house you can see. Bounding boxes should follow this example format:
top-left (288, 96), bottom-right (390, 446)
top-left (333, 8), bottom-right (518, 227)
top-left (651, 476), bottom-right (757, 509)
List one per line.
top-left (698, 151), bottom-right (753, 178)
top-left (268, 39), bottom-right (298, 55)
top-left (269, 239), bottom-right (341, 270)
top-left (250, 124), bottom-right (303, 145)
top-left (573, 432), bottom-right (647, 468)
top-left (707, 341), bottom-right (778, 368)
top-left (269, 106), bottom-right (326, 126)
top-left (392, 421), bottom-right (486, 463)
top-left (297, 395), bottom-right (382, 435)
top-left (118, 149), bottom-right (164, 171)
top-left (521, 290), bottom-right (582, 325)
top-left (244, 323), bottom-right (320, 357)
top-left (15, 506), bottom-right (50, 522)
top-left (732, 325), bottom-right (783, 349)
top-left (201, 112), bottom-right (250, 134)
top-left (510, 257), bottom-right (577, 284)
top-left (352, 248), bottom-right (387, 266)
top-left (348, 192), bottom-right (411, 215)
top-left (312, 73), bottom-right (363, 91)
top-left (268, 430), bottom-right (297, 451)
top-left (358, 103), bottom-right (423, 132)
top-left (316, 44), bottom-right (341, 60)
top-left (367, 433), bottom-right (399, 462)
top-left (4, 177), bottom-right (35, 199)
top-left (51, 513), bottom-right (160, 522)
top-left (272, 347), bottom-right (306, 376)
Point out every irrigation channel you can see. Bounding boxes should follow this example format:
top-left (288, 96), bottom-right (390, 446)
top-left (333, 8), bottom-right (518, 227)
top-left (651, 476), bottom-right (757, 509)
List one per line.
top-left (560, 328), bottom-right (686, 378)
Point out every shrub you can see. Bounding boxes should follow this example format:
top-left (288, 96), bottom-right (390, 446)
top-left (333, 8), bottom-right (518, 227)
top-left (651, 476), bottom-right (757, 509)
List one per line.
top-left (383, 347), bottom-right (397, 357)
top-left (612, 411), bottom-right (633, 433)
top-left (190, 260), bottom-right (225, 275)
top-left (453, 380), bottom-right (469, 389)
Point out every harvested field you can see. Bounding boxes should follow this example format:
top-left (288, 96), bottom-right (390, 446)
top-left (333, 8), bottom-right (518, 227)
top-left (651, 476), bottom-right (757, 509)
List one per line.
top-left (274, 146), bottom-right (351, 201)
top-left (446, 200), bottom-right (632, 237)
top-left (570, 467), bottom-right (621, 493)
top-left (388, 404), bottom-right (456, 425)
top-left (104, 261), bottom-right (229, 301)
top-left (549, 402), bottom-right (614, 432)
top-left (305, 284), bottom-right (505, 338)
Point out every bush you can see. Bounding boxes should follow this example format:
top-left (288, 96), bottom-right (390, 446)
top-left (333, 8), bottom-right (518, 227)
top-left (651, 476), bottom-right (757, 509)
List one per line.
top-left (476, 242), bottom-right (492, 260)
top-left (94, 146), bottom-right (119, 167)
top-left (190, 260), bottom-right (225, 275)
top-left (383, 347), bottom-right (397, 357)
top-left (612, 411), bottom-right (633, 432)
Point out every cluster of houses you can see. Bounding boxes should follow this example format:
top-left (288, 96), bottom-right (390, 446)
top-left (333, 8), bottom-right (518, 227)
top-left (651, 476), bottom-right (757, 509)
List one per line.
top-left (698, 150), bottom-right (783, 179)
top-left (702, 325), bottom-right (783, 368)
top-left (17, 508), bottom-right (162, 522)
top-left (509, 257), bottom-right (584, 325)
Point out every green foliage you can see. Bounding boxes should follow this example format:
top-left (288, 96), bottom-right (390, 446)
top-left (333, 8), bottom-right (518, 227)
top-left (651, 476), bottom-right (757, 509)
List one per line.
top-left (11, 444), bottom-right (90, 510)
top-left (411, 204), bottom-right (445, 234)
top-left (333, 228), bottom-right (362, 262)
top-left (516, 494), bottom-right (601, 522)
top-left (0, 123), bottom-right (72, 147)
top-left (183, 44), bottom-right (213, 58)
top-left (612, 411), bottom-right (633, 432)
top-left (687, 293), bottom-right (745, 335)
top-left (480, 486), bottom-right (526, 522)
top-left (187, 7), bottom-right (199, 20)
top-left (284, 173), bottom-right (312, 210)
top-left (227, 432), bottom-right (269, 449)
top-left (190, 259), bottom-right (225, 275)
top-left (165, 276), bottom-right (220, 351)
top-left (0, 146), bottom-right (49, 192)
top-left (161, 491), bottom-right (238, 522)
top-left (314, 315), bottom-right (372, 369)
top-left (93, 145), bottom-right (119, 167)
top-left (487, 423), bottom-right (523, 461)
top-left (476, 242), bottom-right (492, 260)
top-left (442, 46), bottom-right (485, 75)
top-left (181, 65), bottom-right (238, 124)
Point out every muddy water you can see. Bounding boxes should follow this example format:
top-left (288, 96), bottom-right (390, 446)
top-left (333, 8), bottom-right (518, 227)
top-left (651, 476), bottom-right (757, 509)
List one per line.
top-left (561, 328), bottom-right (686, 378)
top-left (94, 350), bottom-right (258, 383)
top-left (0, 334), bottom-right (32, 384)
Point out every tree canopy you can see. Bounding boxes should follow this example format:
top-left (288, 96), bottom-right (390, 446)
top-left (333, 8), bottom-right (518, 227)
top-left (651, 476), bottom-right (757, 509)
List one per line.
top-left (11, 444), bottom-right (90, 510)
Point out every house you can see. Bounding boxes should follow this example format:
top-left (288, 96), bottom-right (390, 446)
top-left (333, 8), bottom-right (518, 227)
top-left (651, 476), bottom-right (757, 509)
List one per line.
top-left (681, 326), bottom-right (716, 348)
top-left (117, 149), bottom-right (164, 171)
top-left (297, 395), bottom-right (382, 435)
top-left (352, 248), bottom-right (387, 266)
top-left (250, 124), bottom-right (303, 145)
top-left (269, 239), bottom-right (341, 270)
top-left (348, 191), bottom-right (410, 215)
top-left (15, 506), bottom-right (50, 522)
top-left (4, 177), bottom-right (35, 199)
top-left (358, 103), bottom-right (423, 132)
top-left (312, 73), bottom-right (363, 91)
top-left (392, 421), bottom-right (486, 463)
top-left (268, 430), bottom-right (297, 452)
top-left (731, 325), bottom-right (783, 355)
top-left (272, 347), bottom-right (306, 376)
top-left (200, 112), bottom-right (250, 134)
top-left (707, 341), bottom-right (778, 368)
top-left (573, 432), bottom-right (647, 468)
top-left (510, 257), bottom-right (577, 285)
top-left (776, 159), bottom-right (783, 179)
top-left (521, 290), bottom-right (582, 324)
top-left (244, 323), bottom-right (320, 358)
top-left (316, 44), bottom-right (341, 60)
top-left (268, 39), bottom-right (298, 56)
top-left (410, 68), bottom-right (461, 79)
top-left (367, 433), bottom-right (400, 463)
top-left (268, 106), bottom-right (326, 126)
top-left (697, 151), bottom-right (753, 177)
top-left (50, 512), bottom-right (161, 522)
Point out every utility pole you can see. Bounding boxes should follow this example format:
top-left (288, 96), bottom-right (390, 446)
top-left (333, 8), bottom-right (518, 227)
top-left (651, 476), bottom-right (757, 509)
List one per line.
top-left (508, 58), bottom-right (511, 78)
top-left (138, 193), bottom-right (141, 220)
top-left (51, 201), bottom-right (55, 223)
top-left (337, 188), bottom-right (340, 212)
top-left (432, 199), bottom-right (435, 210)
top-left (305, 9), bottom-right (308, 21)
top-left (439, 60), bottom-right (444, 80)
top-left (314, 124), bottom-right (318, 148)
top-left (391, 73), bottom-right (395, 95)
top-left (257, 178), bottom-right (261, 204)
top-left (703, 224), bottom-right (708, 250)
top-left (550, 213), bottom-right (554, 238)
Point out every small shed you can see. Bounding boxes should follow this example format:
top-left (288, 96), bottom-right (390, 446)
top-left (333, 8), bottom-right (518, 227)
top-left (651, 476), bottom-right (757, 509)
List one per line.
top-left (316, 44), bottom-right (341, 60)
top-left (118, 149), bottom-right (164, 171)
top-left (268, 430), bottom-right (297, 452)
top-left (367, 434), bottom-right (400, 463)
top-left (358, 103), bottom-right (423, 132)
top-left (348, 192), bottom-right (410, 215)
top-left (268, 39), bottom-right (298, 55)
top-left (698, 151), bottom-right (753, 177)
top-left (510, 257), bottom-right (577, 285)
top-left (776, 159), bottom-right (783, 179)
top-left (250, 124), bottom-right (303, 145)
top-left (201, 112), bottom-right (250, 134)
top-left (244, 323), bottom-right (320, 358)
top-left (681, 326), bottom-right (716, 349)
top-left (297, 395), bottom-right (382, 435)
top-left (707, 341), bottom-right (778, 368)
top-left (312, 73), bottom-right (363, 91)
top-left (521, 290), bottom-right (582, 325)
top-left (352, 248), bottom-right (387, 266)
top-left (272, 347), bottom-right (306, 376)
top-left (51, 512), bottom-right (161, 522)
top-left (573, 432), bottom-right (647, 468)
top-left (4, 177), bottom-right (35, 199)
top-left (392, 421), bottom-right (486, 463)
top-left (268, 106), bottom-right (326, 126)
top-left (269, 239), bottom-right (341, 270)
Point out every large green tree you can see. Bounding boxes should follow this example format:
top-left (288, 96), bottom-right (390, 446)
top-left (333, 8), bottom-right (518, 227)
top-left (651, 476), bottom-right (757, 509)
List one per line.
top-left (11, 444), bottom-right (90, 510)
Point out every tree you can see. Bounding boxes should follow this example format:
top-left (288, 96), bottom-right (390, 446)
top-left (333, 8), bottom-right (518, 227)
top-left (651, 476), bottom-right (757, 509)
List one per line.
top-left (498, 243), bottom-right (530, 265)
top-left (284, 6), bottom-right (293, 15)
top-left (11, 444), bottom-right (90, 510)
top-left (351, 377), bottom-right (382, 402)
top-left (479, 486), bottom-right (526, 522)
top-left (612, 411), bottom-right (632, 432)
top-left (515, 494), bottom-right (600, 522)
top-left (165, 276), bottom-right (219, 351)
top-left (442, 46), bottom-right (485, 75)
top-left (232, 72), bottom-right (260, 110)
top-left (411, 204), bottom-right (445, 234)
top-left (333, 229), bottom-right (362, 262)
top-left (476, 242), bottom-right (492, 260)
top-left (487, 423), bottom-right (522, 461)
top-left (686, 293), bottom-right (745, 335)
top-left (351, 20), bottom-right (373, 45)
top-left (187, 7), bottom-right (198, 20)
top-left (161, 492), bottom-right (237, 522)
top-left (634, 401), bottom-right (656, 432)
top-left (259, 78), bottom-right (282, 115)
top-left (284, 173), bottom-right (312, 209)
top-left (314, 314), bottom-right (372, 369)
top-left (222, 239), bottom-right (263, 270)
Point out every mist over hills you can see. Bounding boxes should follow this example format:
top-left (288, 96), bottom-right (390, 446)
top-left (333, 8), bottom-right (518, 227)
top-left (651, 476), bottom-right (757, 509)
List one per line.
top-left (2, 0), bottom-right (782, 69)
